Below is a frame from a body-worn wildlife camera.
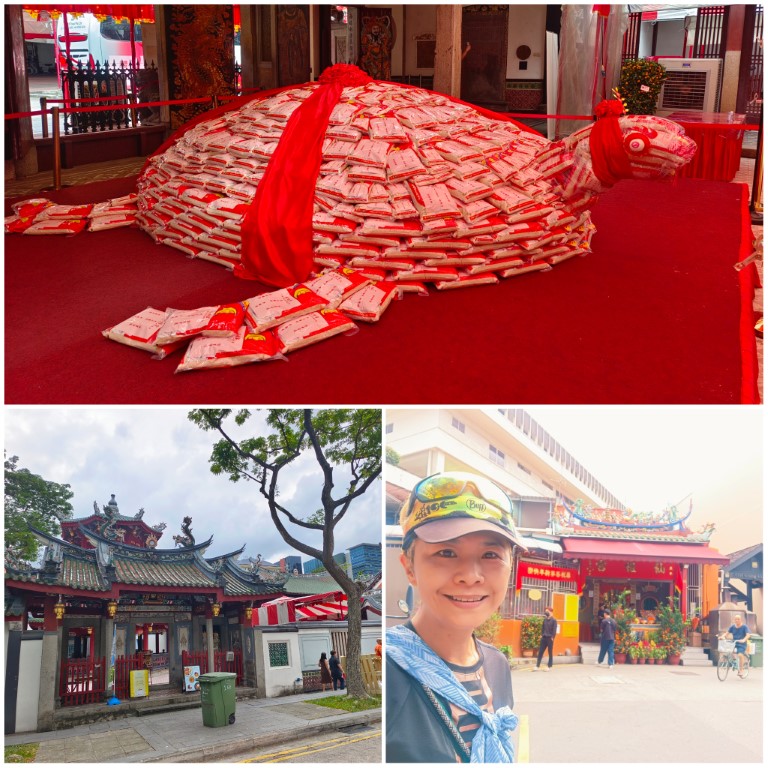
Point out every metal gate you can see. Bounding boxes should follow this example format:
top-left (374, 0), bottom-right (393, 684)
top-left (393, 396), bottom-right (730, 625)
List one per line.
top-left (59, 656), bottom-right (106, 706)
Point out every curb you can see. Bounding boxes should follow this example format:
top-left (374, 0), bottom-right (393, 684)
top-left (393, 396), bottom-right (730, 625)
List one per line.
top-left (131, 710), bottom-right (382, 763)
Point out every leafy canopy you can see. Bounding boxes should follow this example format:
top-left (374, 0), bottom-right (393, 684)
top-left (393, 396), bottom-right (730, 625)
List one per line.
top-left (4, 454), bottom-right (74, 564)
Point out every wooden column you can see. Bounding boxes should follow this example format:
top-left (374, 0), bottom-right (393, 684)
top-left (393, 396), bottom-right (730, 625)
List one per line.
top-left (434, 6), bottom-right (463, 97)
top-left (720, 6), bottom-right (745, 112)
top-left (206, 616), bottom-right (215, 673)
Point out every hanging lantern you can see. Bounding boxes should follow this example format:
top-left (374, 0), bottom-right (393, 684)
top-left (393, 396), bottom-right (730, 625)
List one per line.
top-left (87, 626), bottom-right (93, 635)
top-left (245, 606), bottom-right (253, 621)
top-left (212, 603), bottom-right (222, 617)
top-left (54, 599), bottom-right (66, 620)
top-left (107, 600), bottom-right (118, 618)
top-left (147, 623), bottom-right (153, 633)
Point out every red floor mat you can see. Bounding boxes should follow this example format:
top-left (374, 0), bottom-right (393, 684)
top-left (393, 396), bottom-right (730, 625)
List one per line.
top-left (4, 176), bottom-right (757, 404)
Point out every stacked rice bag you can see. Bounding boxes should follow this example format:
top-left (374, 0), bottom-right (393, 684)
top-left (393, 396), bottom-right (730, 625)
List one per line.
top-left (4, 194), bottom-right (140, 234)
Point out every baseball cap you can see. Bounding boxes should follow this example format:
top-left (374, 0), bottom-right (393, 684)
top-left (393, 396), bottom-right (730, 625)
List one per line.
top-left (400, 471), bottom-right (525, 549)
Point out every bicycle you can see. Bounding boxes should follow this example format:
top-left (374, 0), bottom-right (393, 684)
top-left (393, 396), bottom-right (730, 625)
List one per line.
top-left (716, 638), bottom-right (751, 681)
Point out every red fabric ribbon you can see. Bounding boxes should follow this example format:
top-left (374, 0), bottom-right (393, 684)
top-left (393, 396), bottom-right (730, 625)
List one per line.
top-left (589, 111), bottom-right (632, 186)
top-left (236, 65), bottom-right (373, 286)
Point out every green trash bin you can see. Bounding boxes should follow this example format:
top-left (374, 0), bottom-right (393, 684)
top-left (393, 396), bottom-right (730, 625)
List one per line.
top-left (748, 635), bottom-right (762, 668)
top-left (199, 672), bottom-right (237, 727)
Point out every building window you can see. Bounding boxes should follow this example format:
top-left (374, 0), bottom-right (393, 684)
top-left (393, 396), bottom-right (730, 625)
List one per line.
top-left (385, 423), bottom-right (393, 434)
top-left (517, 462), bottom-right (531, 474)
top-left (268, 642), bottom-right (290, 668)
top-left (489, 445), bottom-right (505, 466)
top-left (452, 417), bottom-right (465, 433)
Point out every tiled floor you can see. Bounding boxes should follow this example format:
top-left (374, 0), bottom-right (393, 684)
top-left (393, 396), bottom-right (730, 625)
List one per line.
top-left (5, 145), bottom-right (763, 400)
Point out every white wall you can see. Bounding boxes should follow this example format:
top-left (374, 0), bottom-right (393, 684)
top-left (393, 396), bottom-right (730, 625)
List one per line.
top-left (655, 19), bottom-right (686, 58)
top-left (261, 631), bottom-right (302, 698)
top-left (506, 5), bottom-right (546, 80)
top-left (17, 635), bottom-right (43, 733)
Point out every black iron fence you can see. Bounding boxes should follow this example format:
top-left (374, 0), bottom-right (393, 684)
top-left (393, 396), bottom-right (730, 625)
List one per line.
top-left (55, 60), bottom-right (242, 135)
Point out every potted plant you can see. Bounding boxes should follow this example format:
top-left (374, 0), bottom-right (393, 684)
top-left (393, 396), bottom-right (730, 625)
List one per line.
top-left (657, 598), bottom-right (689, 665)
top-left (521, 615), bottom-right (544, 657)
top-left (619, 59), bottom-right (668, 115)
top-left (613, 607), bottom-right (637, 664)
top-left (628, 644), bottom-right (640, 664)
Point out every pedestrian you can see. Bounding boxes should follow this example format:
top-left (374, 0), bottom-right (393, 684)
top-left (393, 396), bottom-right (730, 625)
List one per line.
top-left (319, 651), bottom-right (332, 691)
top-left (329, 650), bottom-right (345, 690)
top-left (534, 607), bottom-right (557, 671)
top-left (375, 638), bottom-right (383, 658)
top-left (386, 471), bottom-right (525, 763)
top-left (595, 603), bottom-right (608, 641)
top-left (597, 608), bottom-right (617, 668)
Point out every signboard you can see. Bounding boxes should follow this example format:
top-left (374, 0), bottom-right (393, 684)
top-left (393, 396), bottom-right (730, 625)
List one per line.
top-left (183, 665), bottom-right (201, 692)
top-left (129, 669), bottom-right (149, 698)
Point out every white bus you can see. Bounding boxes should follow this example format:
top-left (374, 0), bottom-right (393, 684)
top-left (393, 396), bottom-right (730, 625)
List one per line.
top-left (55, 12), bottom-right (144, 70)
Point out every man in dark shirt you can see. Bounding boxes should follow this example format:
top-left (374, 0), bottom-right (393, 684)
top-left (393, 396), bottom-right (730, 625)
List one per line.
top-left (597, 609), bottom-right (617, 668)
top-left (535, 607), bottom-right (558, 670)
top-left (329, 650), bottom-right (345, 690)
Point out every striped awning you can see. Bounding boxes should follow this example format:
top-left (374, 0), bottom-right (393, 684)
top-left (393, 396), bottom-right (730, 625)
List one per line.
top-left (256, 591), bottom-right (347, 625)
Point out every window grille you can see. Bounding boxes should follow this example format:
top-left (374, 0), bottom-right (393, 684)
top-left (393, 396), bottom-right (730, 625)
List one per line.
top-left (268, 642), bottom-right (289, 667)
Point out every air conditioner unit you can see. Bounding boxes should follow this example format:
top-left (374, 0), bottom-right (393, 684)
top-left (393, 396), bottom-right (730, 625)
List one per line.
top-left (654, 58), bottom-right (723, 115)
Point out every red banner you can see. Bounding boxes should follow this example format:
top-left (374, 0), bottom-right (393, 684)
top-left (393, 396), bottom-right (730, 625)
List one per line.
top-left (516, 561), bottom-right (583, 593)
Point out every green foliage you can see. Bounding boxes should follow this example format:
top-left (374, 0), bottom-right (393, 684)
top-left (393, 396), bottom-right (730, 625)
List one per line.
top-left (499, 644), bottom-right (512, 659)
top-left (614, 607), bottom-right (638, 654)
top-left (310, 694), bottom-right (381, 712)
top-left (475, 612), bottom-right (502, 645)
top-left (385, 447), bottom-right (401, 466)
top-left (628, 644), bottom-right (642, 659)
top-left (4, 455), bottom-right (74, 565)
top-left (619, 59), bottom-right (667, 115)
top-left (4, 743), bottom-right (39, 763)
top-left (521, 615), bottom-right (544, 650)
top-left (656, 597), bottom-right (690, 655)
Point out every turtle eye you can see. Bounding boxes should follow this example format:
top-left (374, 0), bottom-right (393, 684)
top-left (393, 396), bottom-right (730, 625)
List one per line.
top-left (624, 132), bottom-right (650, 154)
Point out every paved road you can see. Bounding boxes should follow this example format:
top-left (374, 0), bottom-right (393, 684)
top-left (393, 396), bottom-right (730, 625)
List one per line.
top-left (232, 725), bottom-right (381, 763)
top-left (511, 663), bottom-right (762, 763)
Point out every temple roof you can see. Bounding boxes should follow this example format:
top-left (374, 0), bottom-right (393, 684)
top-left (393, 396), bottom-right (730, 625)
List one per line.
top-left (7, 526), bottom-right (285, 598)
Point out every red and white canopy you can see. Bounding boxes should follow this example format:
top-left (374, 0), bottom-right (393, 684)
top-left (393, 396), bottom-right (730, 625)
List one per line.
top-left (255, 591), bottom-right (347, 626)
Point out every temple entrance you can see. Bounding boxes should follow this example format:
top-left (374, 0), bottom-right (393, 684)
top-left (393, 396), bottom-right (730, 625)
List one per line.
top-left (134, 622), bottom-right (169, 686)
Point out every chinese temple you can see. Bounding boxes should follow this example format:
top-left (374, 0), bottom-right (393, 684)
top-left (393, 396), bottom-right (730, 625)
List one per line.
top-left (4, 496), bottom-right (292, 731)
top-left (552, 498), bottom-right (729, 642)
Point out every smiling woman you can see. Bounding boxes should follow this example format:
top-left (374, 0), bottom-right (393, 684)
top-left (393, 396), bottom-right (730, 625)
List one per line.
top-left (386, 472), bottom-right (527, 763)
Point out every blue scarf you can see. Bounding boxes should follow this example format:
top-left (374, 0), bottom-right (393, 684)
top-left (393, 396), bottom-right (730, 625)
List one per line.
top-left (386, 624), bottom-right (518, 763)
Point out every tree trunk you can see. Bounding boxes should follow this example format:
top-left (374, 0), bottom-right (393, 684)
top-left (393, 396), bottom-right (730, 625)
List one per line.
top-left (343, 582), bottom-right (368, 698)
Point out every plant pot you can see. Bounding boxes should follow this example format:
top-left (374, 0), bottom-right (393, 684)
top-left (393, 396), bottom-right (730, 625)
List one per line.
top-left (667, 654), bottom-right (681, 666)
top-left (637, 657), bottom-right (645, 664)
top-left (522, 649), bottom-right (535, 657)
top-left (629, 656), bottom-right (637, 664)
top-left (614, 653), bottom-right (627, 664)
top-left (656, 658), bottom-right (664, 665)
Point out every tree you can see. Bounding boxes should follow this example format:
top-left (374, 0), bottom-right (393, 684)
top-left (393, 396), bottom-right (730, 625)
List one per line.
top-left (188, 409), bottom-right (382, 698)
top-left (4, 454), bottom-right (74, 565)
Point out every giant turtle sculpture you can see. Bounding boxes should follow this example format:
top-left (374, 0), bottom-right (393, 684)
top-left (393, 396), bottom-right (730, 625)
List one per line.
top-left (135, 64), bottom-right (696, 293)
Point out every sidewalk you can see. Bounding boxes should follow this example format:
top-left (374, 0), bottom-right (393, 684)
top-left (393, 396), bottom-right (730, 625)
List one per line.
top-left (5, 689), bottom-right (381, 763)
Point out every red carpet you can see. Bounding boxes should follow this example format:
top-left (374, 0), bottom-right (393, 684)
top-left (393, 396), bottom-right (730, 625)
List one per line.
top-left (4, 176), bottom-right (758, 404)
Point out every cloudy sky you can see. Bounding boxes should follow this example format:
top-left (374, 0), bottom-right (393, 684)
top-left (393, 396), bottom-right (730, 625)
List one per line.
top-left (5, 408), bottom-right (382, 565)
top-left (526, 406), bottom-right (763, 556)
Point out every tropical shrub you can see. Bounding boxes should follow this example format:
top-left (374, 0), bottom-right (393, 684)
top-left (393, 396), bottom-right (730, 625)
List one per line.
top-left (619, 59), bottom-right (667, 115)
top-left (521, 615), bottom-right (544, 650)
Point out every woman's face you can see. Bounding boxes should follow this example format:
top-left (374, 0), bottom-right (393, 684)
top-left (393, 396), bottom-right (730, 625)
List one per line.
top-left (401, 531), bottom-right (512, 635)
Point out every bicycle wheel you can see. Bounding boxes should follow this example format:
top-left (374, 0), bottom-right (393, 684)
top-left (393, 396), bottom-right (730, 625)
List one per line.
top-left (740, 659), bottom-right (750, 679)
top-left (717, 653), bottom-right (730, 681)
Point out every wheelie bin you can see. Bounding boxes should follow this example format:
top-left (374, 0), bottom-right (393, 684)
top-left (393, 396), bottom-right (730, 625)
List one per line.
top-left (199, 672), bottom-right (237, 727)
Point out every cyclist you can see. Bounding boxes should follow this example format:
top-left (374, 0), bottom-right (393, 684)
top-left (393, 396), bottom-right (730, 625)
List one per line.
top-left (719, 614), bottom-right (750, 677)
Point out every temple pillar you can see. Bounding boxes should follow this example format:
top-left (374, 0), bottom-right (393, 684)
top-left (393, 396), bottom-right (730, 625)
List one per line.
top-left (434, 6), bottom-right (463, 98)
top-left (205, 616), bottom-right (215, 673)
top-left (37, 597), bottom-right (59, 732)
